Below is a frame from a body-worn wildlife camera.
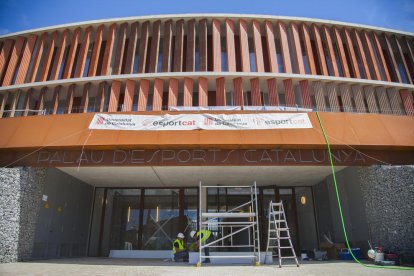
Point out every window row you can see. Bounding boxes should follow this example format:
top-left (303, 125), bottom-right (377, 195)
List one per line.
top-left (0, 18), bottom-right (413, 87)
top-left (1, 77), bottom-right (413, 118)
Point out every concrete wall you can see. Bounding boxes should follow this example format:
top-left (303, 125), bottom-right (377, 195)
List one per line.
top-left (295, 187), bottom-right (318, 251)
top-left (314, 165), bottom-right (414, 261)
top-left (32, 168), bottom-right (94, 259)
top-left (0, 168), bottom-right (46, 263)
top-left (0, 167), bottom-right (93, 263)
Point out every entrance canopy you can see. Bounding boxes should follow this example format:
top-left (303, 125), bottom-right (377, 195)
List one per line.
top-left (58, 166), bottom-right (346, 187)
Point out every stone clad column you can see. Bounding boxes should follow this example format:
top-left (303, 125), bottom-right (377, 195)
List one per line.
top-left (0, 168), bottom-right (46, 263)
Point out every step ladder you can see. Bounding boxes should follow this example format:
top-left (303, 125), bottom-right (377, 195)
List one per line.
top-left (266, 200), bottom-right (299, 268)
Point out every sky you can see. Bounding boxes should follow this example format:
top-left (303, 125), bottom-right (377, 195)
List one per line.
top-left (0, 0), bottom-right (413, 35)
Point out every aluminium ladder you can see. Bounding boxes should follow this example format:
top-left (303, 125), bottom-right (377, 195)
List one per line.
top-left (197, 181), bottom-right (261, 266)
top-left (266, 200), bottom-right (299, 267)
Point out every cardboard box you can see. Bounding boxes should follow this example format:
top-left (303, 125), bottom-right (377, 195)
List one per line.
top-left (320, 242), bottom-right (346, 260)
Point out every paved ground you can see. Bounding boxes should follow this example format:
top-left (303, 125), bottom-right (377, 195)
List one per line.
top-left (0, 258), bottom-right (413, 276)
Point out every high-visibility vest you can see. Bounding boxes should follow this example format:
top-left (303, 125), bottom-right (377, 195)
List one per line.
top-left (196, 230), bottom-right (212, 243)
top-left (172, 239), bottom-right (184, 254)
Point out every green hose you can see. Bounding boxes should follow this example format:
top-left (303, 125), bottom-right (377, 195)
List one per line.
top-left (315, 111), bottom-right (414, 271)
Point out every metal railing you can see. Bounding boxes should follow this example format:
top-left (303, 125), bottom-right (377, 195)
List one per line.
top-left (0, 103), bottom-right (407, 119)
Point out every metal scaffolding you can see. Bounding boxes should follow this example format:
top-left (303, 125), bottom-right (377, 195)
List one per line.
top-left (197, 181), bottom-right (261, 266)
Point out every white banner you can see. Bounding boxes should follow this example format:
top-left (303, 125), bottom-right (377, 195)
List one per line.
top-left (89, 113), bottom-right (313, 131)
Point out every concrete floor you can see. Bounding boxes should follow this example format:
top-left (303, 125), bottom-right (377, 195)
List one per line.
top-left (0, 258), bottom-right (413, 276)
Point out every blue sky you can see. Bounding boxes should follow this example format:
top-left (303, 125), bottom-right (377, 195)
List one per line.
top-left (0, 0), bottom-right (413, 35)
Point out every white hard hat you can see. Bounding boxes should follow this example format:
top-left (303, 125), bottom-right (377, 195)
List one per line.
top-left (367, 249), bottom-right (376, 259)
top-left (177, 233), bottom-right (184, 239)
top-left (190, 230), bottom-right (196, 238)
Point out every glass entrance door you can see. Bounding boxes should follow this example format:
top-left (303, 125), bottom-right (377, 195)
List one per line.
top-left (141, 189), bottom-right (180, 250)
top-left (89, 187), bottom-right (198, 256)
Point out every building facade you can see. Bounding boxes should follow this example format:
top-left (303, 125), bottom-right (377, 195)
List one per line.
top-left (0, 14), bottom-right (413, 263)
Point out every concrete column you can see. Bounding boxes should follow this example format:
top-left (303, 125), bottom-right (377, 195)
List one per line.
top-left (137, 79), bottom-right (149, 111)
top-left (283, 79), bottom-right (295, 107)
top-left (375, 87), bottom-right (392, 114)
top-left (399, 89), bottom-right (414, 115)
top-left (74, 27), bottom-right (92, 78)
top-left (173, 20), bottom-right (184, 72)
top-left (384, 35), bottom-right (402, 83)
top-left (252, 20), bottom-right (264, 73)
top-left (108, 80), bottom-right (121, 112)
top-left (112, 23), bottom-right (127, 75)
top-left (186, 20), bottom-right (196, 72)
top-left (168, 78), bottom-right (179, 108)
top-left (362, 31), bottom-right (381, 80)
top-left (62, 29), bottom-right (80, 79)
top-left (301, 24), bottom-right (317, 75)
top-left (314, 81), bottom-right (326, 111)
top-left (265, 21), bottom-right (279, 73)
top-left (51, 86), bottom-right (62, 115)
top-left (326, 82), bottom-right (340, 112)
top-left (212, 19), bottom-right (221, 72)
top-left (2, 37), bottom-right (25, 86)
top-left (323, 26), bottom-right (339, 77)
top-left (339, 84), bottom-right (353, 112)
top-left (215, 77), bottom-right (226, 106)
top-left (250, 78), bottom-right (262, 106)
top-left (225, 19), bottom-right (236, 72)
top-left (387, 87), bottom-right (404, 115)
top-left (137, 22), bottom-right (149, 73)
top-left (198, 77), bottom-right (208, 106)
top-left (395, 36), bottom-right (413, 84)
top-left (373, 32), bottom-right (391, 82)
top-left (124, 22), bottom-right (139, 75)
top-left (233, 77), bottom-right (244, 106)
top-left (352, 85), bottom-right (367, 113)
top-left (123, 80), bottom-right (135, 112)
top-left (101, 24), bottom-right (116, 76)
top-left (198, 19), bottom-right (208, 72)
top-left (267, 78), bottom-right (279, 106)
top-left (183, 78), bottom-right (193, 107)
top-left (40, 31), bottom-right (58, 81)
top-left (50, 30), bottom-right (69, 80)
top-left (160, 20), bottom-right (172, 73)
top-left (96, 82), bottom-right (106, 112)
top-left (278, 22), bottom-right (292, 73)
top-left (312, 24), bottom-right (328, 76)
top-left (364, 86), bottom-right (379, 114)
top-left (14, 35), bottom-right (37, 85)
top-left (87, 25), bottom-right (104, 77)
top-left (0, 39), bottom-right (14, 80)
top-left (152, 78), bottom-right (164, 111)
top-left (353, 30), bottom-right (371, 80)
top-left (80, 82), bottom-right (91, 113)
top-left (238, 19), bottom-right (250, 72)
top-left (291, 22), bottom-right (305, 74)
top-left (343, 28), bottom-right (361, 79)
top-left (299, 80), bottom-right (312, 108)
top-left (333, 27), bottom-right (350, 78)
